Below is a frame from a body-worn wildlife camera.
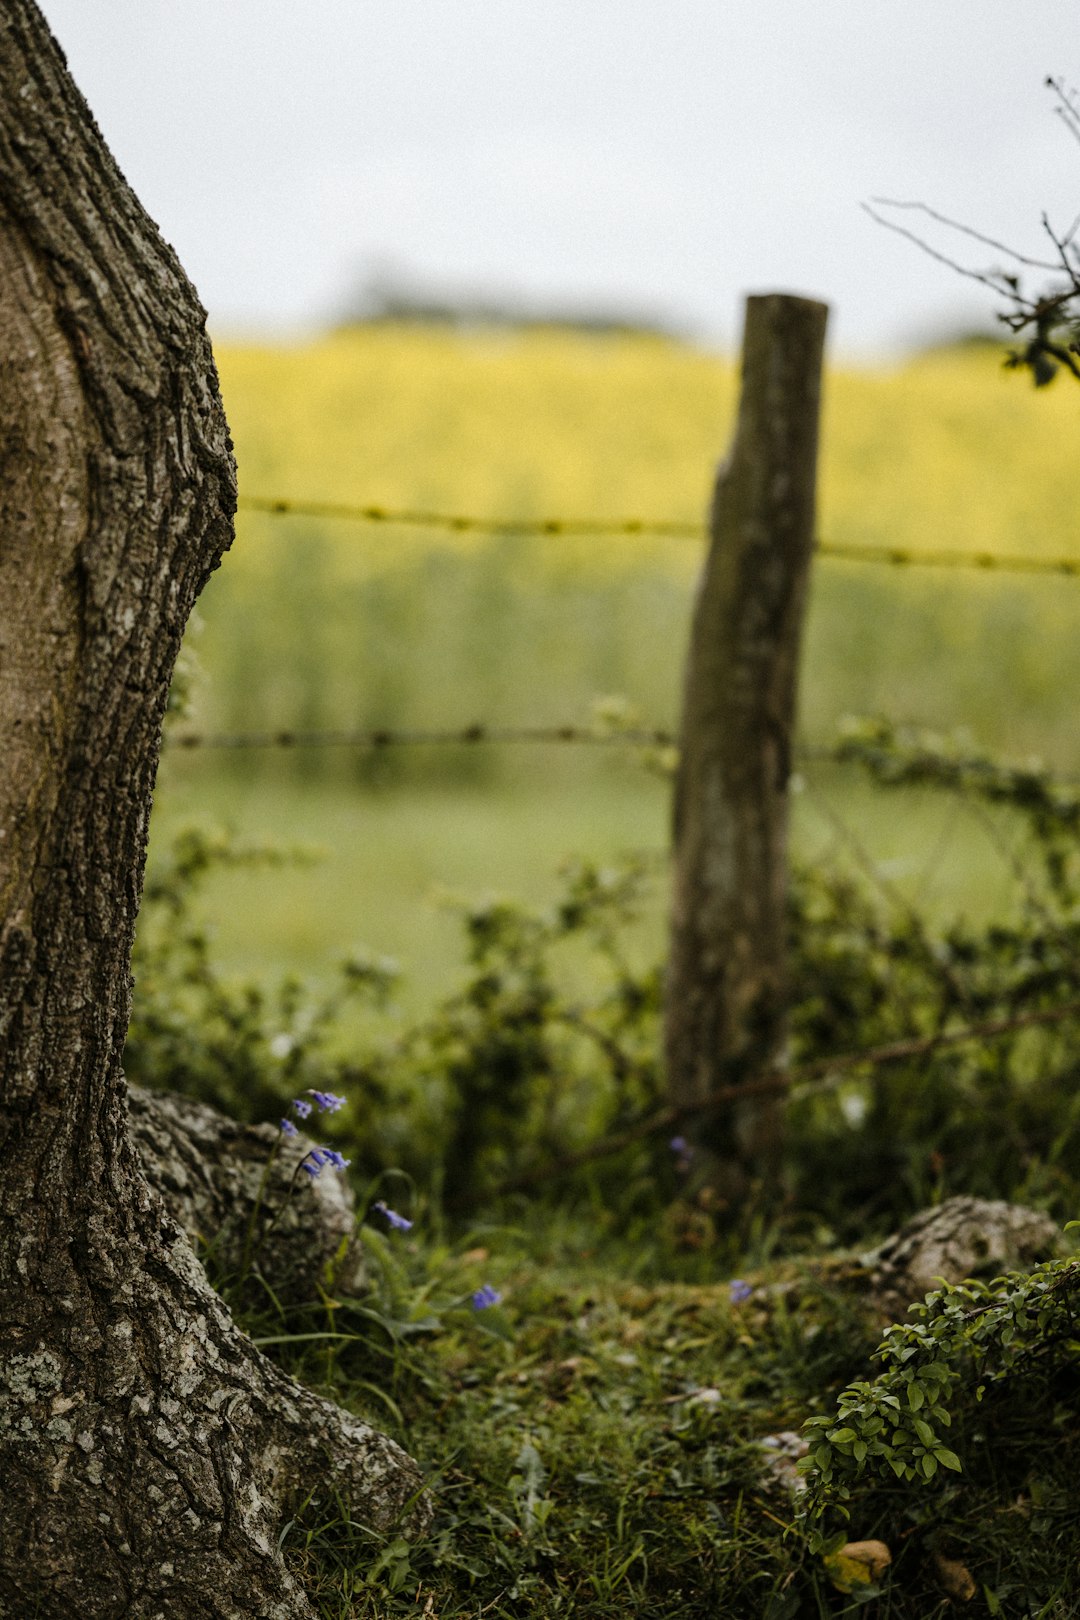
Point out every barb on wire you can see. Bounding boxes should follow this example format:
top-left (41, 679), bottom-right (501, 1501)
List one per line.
top-left (463, 997), bottom-right (1080, 1207)
top-left (165, 727), bottom-right (1080, 785)
top-left (237, 494), bottom-right (1080, 577)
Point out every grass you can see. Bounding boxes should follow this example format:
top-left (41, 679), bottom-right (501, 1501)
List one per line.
top-left (242, 1207), bottom-right (877, 1618)
top-left (146, 752), bottom-right (1029, 1026)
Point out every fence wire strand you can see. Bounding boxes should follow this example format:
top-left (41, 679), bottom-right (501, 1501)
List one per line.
top-left (167, 723), bottom-right (677, 752)
top-left (237, 494), bottom-right (1080, 576)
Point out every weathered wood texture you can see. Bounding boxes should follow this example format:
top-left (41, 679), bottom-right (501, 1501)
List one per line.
top-left (665, 293), bottom-right (828, 1194)
top-left (0, 7), bottom-right (425, 1615)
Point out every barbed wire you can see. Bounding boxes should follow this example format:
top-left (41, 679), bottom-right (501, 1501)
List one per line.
top-left (166, 722), bottom-right (678, 752)
top-left (237, 494), bottom-right (1080, 577)
top-left (161, 725), bottom-right (1080, 797)
top-left (237, 495), bottom-right (700, 539)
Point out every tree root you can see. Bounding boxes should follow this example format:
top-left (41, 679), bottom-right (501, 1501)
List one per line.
top-left (128, 1085), bottom-right (366, 1306)
top-left (1, 1198), bottom-right (430, 1620)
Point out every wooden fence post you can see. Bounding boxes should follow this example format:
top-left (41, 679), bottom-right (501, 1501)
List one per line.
top-left (664, 291), bottom-right (829, 1198)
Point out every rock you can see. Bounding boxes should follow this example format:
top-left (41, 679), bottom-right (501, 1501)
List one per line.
top-left (862, 1196), bottom-right (1060, 1318)
top-left (128, 1085), bottom-right (366, 1304)
top-left (758, 1429), bottom-right (809, 1494)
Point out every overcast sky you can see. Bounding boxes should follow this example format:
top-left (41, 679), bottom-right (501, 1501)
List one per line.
top-left (37, 1), bottom-right (1080, 357)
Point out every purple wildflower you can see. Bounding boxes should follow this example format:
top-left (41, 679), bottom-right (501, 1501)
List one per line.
top-left (471, 1284), bottom-right (502, 1310)
top-left (300, 1158), bottom-right (322, 1178)
top-left (319, 1148), bottom-right (351, 1170)
top-left (729, 1279), bottom-right (753, 1306)
top-left (373, 1199), bottom-right (413, 1232)
top-left (308, 1090), bottom-right (346, 1113)
top-left (669, 1136), bottom-right (691, 1156)
top-left (280, 1118), bottom-right (299, 1137)
top-left (292, 1098), bottom-right (313, 1120)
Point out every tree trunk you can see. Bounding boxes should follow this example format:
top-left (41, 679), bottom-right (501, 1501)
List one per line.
top-left (0, 8), bottom-right (426, 1616)
top-left (664, 293), bottom-right (828, 1200)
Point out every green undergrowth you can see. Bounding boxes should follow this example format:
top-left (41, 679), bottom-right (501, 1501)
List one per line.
top-left (133, 717), bottom-right (1080, 1615)
top-left (129, 718), bottom-right (1080, 1239)
top-left (229, 1209), bottom-right (874, 1618)
top-left (221, 1206), bottom-right (1079, 1619)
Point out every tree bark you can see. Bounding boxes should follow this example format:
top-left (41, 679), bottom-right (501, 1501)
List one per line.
top-left (665, 293), bottom-right (828, 1199)
top-left (0, 8), bottom-right (426, 1616)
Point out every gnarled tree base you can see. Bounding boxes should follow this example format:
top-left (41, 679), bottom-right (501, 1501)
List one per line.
top-left (1, 1179), bottom-right (429, 1620)
top-left (129, 1085), bottom-right (368, 1305)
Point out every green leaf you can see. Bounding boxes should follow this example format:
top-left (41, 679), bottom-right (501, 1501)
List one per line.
top-left (906, 1382), bottom-right (924, 1411)
top-left (934, 1447), bottom-right (963, 1472)
top-left (920, 1453), bottom-right (938, 1479)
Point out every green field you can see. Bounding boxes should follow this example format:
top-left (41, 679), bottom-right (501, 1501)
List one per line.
top-left (149, 753), bottom-right (1026, 1027)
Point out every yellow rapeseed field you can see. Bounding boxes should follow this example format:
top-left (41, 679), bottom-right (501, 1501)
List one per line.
top-left (215, 325), bottom-right (1079, 562)
top-left (193, 325), bottom-right (1080, 764)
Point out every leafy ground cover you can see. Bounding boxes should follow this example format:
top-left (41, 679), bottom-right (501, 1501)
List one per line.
top-left (219, 1204), bottom-right (1079, 1619)
top-left (130, 721), bottom-right (1080, 1615)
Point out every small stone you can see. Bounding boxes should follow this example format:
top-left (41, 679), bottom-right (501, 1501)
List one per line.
top-left (933, 1552), bottom-right (976, 1601)
top-left (824, 1539), bottom-right (892, 1592)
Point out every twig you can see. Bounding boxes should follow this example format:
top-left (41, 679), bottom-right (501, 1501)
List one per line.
top-left (860, 203), bottom-right (1036, 302)
top-left (869, 197), bottom-right (1061, 271)
top-left (800, 775), bottom-right (976, 1020)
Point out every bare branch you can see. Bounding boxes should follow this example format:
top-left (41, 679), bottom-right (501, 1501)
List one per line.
top-left (463, 998), bottom-right (1080, 1207)
top-left (870, 196), bottom-right (1061, 271)
top-left (1048, 76), bottom-right (1080, 147)
top-left (860, 202), bottom-right (1035, 303)
top-left (1041, 212), bottom-right (1080, 293)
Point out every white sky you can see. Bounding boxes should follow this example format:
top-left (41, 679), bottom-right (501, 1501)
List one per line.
top-left (38, 0), bottom-right (1080, 357)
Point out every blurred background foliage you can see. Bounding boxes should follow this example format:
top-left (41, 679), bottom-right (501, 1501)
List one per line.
top-left (152, 326), bottom-right (1080, 1006)
top-left (195, 327), bottom-right (1080, 766)
top-left (135, 307), bottom-right (1080, 1239)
